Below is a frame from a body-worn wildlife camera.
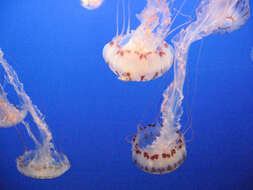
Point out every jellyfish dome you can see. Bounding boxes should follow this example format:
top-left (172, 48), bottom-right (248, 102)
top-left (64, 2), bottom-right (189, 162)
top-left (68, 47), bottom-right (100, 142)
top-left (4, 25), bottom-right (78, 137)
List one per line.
top-left (0, 83), bottom-right (27, 128)
top-left (103, 0), bottom-right (174, 81)
top-left (132, 124), bottom-right (186, 174)
top-left (214, 0), bottom-right (250, 34)
top-left (81, 0), bottom-right (104, 10)
top-left (17, 148), bottom-right (70, 179)
top-left (0, 99), bottom-right (27, 128)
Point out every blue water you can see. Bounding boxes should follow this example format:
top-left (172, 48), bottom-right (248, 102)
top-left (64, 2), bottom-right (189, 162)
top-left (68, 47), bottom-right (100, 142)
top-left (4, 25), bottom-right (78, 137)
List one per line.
top-left (0, 0), bottom-right (252, 189)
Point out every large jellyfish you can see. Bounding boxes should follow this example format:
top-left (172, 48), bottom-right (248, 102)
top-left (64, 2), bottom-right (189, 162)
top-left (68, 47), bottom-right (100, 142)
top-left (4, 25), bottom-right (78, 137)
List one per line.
top-left (103, 0), bottom-right (175, 81)
top-left (130, 0), bottom-right (250, 174)
top-left (0, 49), bottom-right (70, 179)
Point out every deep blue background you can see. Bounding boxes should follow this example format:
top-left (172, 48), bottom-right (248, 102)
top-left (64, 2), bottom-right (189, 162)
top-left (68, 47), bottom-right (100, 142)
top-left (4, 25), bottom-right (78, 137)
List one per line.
top-left (0, 0), bottom-right (252, 189)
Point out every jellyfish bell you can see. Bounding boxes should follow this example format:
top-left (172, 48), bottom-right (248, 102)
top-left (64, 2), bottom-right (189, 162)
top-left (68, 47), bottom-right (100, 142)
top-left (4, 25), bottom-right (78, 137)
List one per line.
top-left (17, 147), bottom-right (70, 179)
top-left (214, 0), bottom-right (250, 34)
top-left (131, 123), bottom-right (186, 174)
top-left (81, 0), bottom-right (104, 10)
top-left (0, 86), bottom-right (27, 128)
top-left (103, 0), bottom-right (175, 82)
top-left (103, 35), bottom-right (174, 82)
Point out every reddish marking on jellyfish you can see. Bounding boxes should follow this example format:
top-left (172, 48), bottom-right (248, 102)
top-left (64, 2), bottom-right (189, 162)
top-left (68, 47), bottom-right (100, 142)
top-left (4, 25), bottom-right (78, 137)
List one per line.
top-left (115, 70), bottom-right (120, 75)
top-left (152, 72), bottom-right (159, 80)
top-left (227, 16), bottom-right (235, 22)
top-left (167, 165), bottom-right (173, 171)
top-left (135, 143), bottom-right (138, 149)
top-left (145, 51), bottom-right (152, 57)
top-left (126, 72), bottom-right (132, 80)
top-left (164, 43), bottom-right (169, 48)
top-left (136, 150), bottom-right (141, 154)
top-left (178, 139), bottom-right (183, 144)
top-left (159, 51), bottom-right (165, 57)
top-left (142, 52), bottom-right (152, 60)
top-left (125, 50), bottom-right (131, 53)
top-left (140, 75), bottom-right (145, 81)
top-left (139, 54), bottom-right (144, 60)
top-left (133, 137), bottom-right (136, 142)
top-left (148, 123), bottom-right (155, 127)
top-left (177, 145), bottom-right (182, 150)
top-left (144, 152), bottom-right (150, 159)
top-left (117, 50), bottom-right (124, 56)
top-left (134, 51), bottom-right (140, 55)
top-left (150, 154), bottom-right (159, 160)
top-left (109, 41), bottom-right (114, 46)
top-left (162, 153), bottom-right (171, 159)
top-left (171, 149), bottom-right (176, 156)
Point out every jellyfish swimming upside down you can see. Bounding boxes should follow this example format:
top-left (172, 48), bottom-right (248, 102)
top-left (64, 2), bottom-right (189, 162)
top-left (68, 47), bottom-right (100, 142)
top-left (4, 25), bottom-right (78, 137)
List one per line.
top-left (103, 0), bottom-right (174, 82)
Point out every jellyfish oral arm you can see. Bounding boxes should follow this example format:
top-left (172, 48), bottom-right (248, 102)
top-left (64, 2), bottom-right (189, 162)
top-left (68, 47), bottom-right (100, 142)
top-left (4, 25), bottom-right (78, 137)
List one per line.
top-left (0, 50), bottom-right (52, 144)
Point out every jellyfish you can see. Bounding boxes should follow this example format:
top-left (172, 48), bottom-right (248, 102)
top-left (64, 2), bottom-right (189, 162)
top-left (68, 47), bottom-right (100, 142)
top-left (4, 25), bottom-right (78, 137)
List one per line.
top-left (0, 49), bottom-right (70, 179)
top-left (0, 85), bottom-right (27, 128)
top-left (81, 0), bottom-right (104, 10)
top-left (103, 0), bottom-right (175, 81)
top-left (130, 0), bottom-right (250, 174)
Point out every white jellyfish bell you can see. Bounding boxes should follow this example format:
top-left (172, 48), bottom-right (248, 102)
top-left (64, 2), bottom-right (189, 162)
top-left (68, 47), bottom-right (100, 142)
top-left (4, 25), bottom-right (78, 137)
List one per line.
top-left (81, 0), bottom-right (104, 10)
top-left (103, 0), bottom-right (175, 81)
top-left (0, 85), bottom-right (27, 128)
top-left (213, 0), bottom-right (250, 34)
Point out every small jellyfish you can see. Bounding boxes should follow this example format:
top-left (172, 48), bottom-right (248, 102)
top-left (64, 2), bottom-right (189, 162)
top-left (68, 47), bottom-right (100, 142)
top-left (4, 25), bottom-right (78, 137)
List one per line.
top-left (103, 0), bottom-right (174, 81)
top-left (0, 85), bottom-right (27, 128)
top-left (130, 0), bottom-right (250, 174)
top-left (0, 49), bottom-right (70, 179)
top-left (81, 0), bottom-right (104, 10)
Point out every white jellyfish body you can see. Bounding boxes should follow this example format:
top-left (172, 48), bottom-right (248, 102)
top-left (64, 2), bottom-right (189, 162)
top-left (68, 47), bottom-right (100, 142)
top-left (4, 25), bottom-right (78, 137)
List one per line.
top-left (214, 0), bottom-right (250, 33)
top-left (0, 86), bottom-right (27, 127)
top-left (0, 49), bottom-right (70, 179)
top-left (132, 84), bottom-right (186, 174)
top-left (130, 0), bottom-right (250, 174)
top-left (103, 0), bottom-right (174, 81)
top-left (81, 0), bottom-right (104, 10)
top-left (17, 149), bottom-right (70, 179)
